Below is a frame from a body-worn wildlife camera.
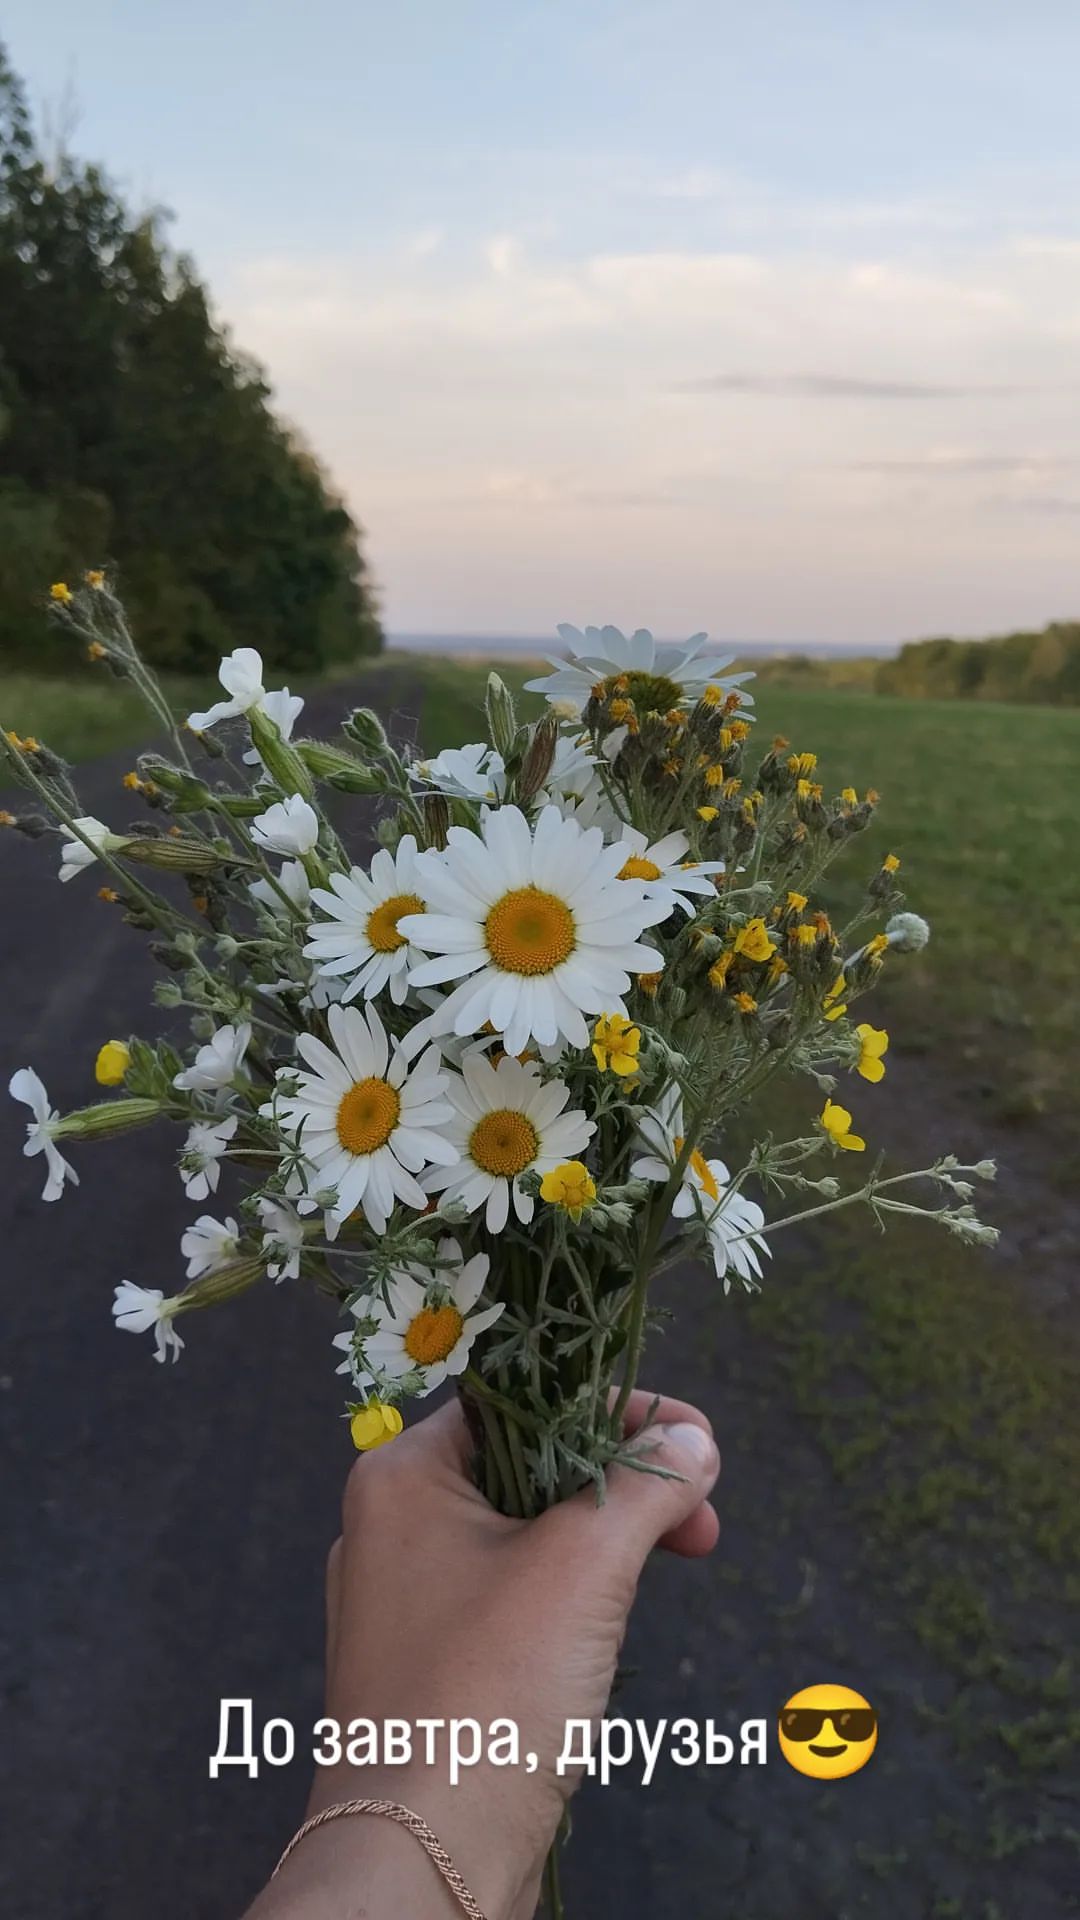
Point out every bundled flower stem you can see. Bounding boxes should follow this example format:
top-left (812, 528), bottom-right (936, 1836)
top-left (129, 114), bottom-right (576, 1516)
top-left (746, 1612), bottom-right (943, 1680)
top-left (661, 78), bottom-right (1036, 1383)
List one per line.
top-left (5, 586), bottom-right (996, 1525)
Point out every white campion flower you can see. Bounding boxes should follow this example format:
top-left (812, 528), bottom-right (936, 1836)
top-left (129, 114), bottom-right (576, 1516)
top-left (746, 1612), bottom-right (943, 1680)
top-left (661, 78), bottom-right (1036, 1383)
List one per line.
top-left (179, 1114), bottom-right (237, 1201)
top-left (337, 1239), bottom-right (504, 1397)
top-left (249, 859), bottom-right (311, 917)
top-left (187, 647), bottom-right (289, 733)
top-left (526, 624), bottom-right (755, 716)
top-left (112, 1282), bottom-right (184, 1363)
top-left (8, 1067), bottom-right (79, 1201)
top-left (256, 1196), bottom-right (306, 1281)
top-left (303, 835), bottom-right (429, 1007)
top-left (631, 1085), bottom-right (770, 1290)
top-left (251, 794), bottom-right (320, 858)
top-left (173, 1022), bottom-right (251, 1092)
top-left (242, 686), bottom-right (305, 767)
top-left (401, 804), bottom-right (668, 1059)
top-left (180, 1213), bottom-right (240, 1279)
top-left (59, 816), bottom-right (117, 882)
top-left (411, 742), bottom-right (506, 801)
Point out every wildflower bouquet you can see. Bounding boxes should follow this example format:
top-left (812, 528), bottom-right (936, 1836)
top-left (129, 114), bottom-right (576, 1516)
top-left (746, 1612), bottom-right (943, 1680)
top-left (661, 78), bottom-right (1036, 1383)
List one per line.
top-left (4, 585), bottom-right (996, 1527)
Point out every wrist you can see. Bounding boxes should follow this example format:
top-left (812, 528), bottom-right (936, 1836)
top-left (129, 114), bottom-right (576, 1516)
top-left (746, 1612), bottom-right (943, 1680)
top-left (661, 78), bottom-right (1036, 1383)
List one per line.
top-left (303, 1760), bottom-right (548, 1920)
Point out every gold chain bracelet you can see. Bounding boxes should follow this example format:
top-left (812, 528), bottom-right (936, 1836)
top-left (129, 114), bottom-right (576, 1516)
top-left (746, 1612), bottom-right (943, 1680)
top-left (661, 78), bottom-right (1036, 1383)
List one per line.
top-left (271, 1797), bottom-right (487, 1918)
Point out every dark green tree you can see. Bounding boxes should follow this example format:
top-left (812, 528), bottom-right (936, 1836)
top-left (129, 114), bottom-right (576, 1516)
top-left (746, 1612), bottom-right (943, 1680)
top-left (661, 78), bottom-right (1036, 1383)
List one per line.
top-left (0, 40), bottom-right (381, 673)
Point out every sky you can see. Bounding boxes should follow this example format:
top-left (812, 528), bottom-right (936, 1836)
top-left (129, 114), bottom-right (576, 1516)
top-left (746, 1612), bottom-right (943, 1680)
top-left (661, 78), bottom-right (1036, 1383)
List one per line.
top-left (7, 0), bottom-right (1080, 645)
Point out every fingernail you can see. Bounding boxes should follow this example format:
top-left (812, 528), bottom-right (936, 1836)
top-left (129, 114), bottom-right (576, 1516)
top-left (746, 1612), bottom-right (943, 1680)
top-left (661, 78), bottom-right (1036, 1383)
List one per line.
top-left (661, 1422), bottom-right (715, 1468)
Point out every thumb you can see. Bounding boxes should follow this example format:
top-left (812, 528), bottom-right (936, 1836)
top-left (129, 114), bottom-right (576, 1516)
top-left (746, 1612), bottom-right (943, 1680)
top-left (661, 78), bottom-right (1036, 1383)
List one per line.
top-left (550, 1421), bottom-right (721, 1581)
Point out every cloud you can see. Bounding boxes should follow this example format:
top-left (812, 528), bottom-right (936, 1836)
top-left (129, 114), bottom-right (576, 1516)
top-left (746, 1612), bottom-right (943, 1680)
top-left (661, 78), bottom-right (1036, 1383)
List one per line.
top-left (678, 373), bottom-right (1019, 400)
top-left (848, 453), bottom-right (1074, 475)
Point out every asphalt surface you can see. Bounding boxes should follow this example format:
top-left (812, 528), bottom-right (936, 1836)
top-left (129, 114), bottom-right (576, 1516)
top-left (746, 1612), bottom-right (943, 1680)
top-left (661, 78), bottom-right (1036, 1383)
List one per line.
top-left (2, 681), bottom-right (1074, 1919)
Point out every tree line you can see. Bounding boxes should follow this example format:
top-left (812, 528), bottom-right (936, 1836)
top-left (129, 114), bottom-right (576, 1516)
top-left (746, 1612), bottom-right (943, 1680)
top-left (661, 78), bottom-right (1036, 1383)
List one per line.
top-left (0, 42), bottom-right (381, 676)
top-left (876, 621), bottom-right (1080, 706)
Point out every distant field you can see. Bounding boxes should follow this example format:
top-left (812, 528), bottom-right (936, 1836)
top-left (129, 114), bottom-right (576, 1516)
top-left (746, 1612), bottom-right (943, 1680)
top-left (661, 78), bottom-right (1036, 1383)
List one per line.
top-left (4, 653), bottom-right (1077, 1147)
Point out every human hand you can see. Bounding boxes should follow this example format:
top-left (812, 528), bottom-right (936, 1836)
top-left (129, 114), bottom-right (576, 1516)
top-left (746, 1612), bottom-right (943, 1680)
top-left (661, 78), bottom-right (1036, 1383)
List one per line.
top-left (247, 1389), bottom-right (720, 1919)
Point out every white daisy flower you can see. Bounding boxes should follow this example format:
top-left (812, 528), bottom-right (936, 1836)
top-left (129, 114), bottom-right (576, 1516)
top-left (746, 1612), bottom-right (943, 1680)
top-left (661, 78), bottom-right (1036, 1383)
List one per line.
top-left (526, 623), bottom-right (755, 716)
top-left (249, 859), bottom-right (311, 916)
top-left (112, 1282), bottom-right (185, 1364)
top-left (537, 733), bottom-right (597, 802)
top-left (616, 828), bottom-right (725, 917)
top-left (412, 742), bottom-right (506, 801)
top-left (303, 835), bottom-right (429, 1007)
top-left (179, 1114), bottom-right (237, 1201)
top-left (631, 1085), bottom-right (770, 1289)
top-left (186, 647), bottom-right (298, 733)
top-left (401, 804), bottom-right (668, 1058)
top-left (422, 1053), bottom-right (594, 1232)
top-left (59, 815), bottom-right (117, 883)
top-left (256, 1196), bottom-right (306, 1281)
top-left (181, 1213), bottom-right (240, 1278)
top-left (359, 1238), bottom-right (504, 1395)
top-left (173, 1022), bottom-right (251, 1093)
top-left (268, 1001), bottom-right (458, 1232)
top-left (8, 1067), bottom-right (79, 1201)
top-left (251, 793), bottom-right (320, 858)
top-left (242, 686), bottom-right (305, 767)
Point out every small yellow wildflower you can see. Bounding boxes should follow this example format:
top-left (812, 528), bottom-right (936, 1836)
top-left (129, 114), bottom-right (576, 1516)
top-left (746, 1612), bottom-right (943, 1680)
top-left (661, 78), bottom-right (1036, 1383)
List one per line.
top-left (717, 727), bottom-right (734, 752)
top-left (797, 777), bottom-right (823, 802)
top-left (841, 786), bottom-right (858, 806)
top-left (708, 952), bottom-right (733, 990)
top-left (791, 922), bottom-right (819, 949)
top-left (95, 1040), bottom-right (131, 1086)
top-left (866, 932), bottom-right (889, 958)
top-left (820, 1099), bottom-right (865, 1152)
top-left (86, 570), bottom-right (106, 589)
top-left (732, 917), bottom-right (776, 963)
top-left (732, 991), bottom-right (758, 1014)
top-left (664, 708), bottom-right (687, 727)
top-left (97, 886), bottom-right (119, 903)
top-left (609, 697), bottom-right (635, 724)
top-left (700, 685), bottom-right (724, 707)
top-left (882, 853), bottom-right (901, 874)
top-left (50, 582), bottom-right (72, 605)
top-left (697, 805), bottom-right (719, 822)
top-left (0, 809), bottom-right (14, 828)
top-left (765, 954), bottom-right (788, 986)
top-left (703, 763), bottom-right (726, 788)
top-left (786, 890), bottom-right (808, 912)
top-left (540, 1160), bottom-right (597, 1219)
top-left (729, 719), bottom-right (751, 742)
top-left (637, 971), bottom-right (662, 998)
top-left (823, 974), bottom-right (848, 1020)
top-left (855, 1024), bottom-right (889, 1083)
top-left (592, 1013), bottom-right (641, 1077)
top-left (122, 771), bottom-right (143, 791)
top-left (787, 750), bottom-right (818, 777)
top-left (87, 641), bottom-right (107, 662)
top-left (350, 1402), bottom-right (404, 1451)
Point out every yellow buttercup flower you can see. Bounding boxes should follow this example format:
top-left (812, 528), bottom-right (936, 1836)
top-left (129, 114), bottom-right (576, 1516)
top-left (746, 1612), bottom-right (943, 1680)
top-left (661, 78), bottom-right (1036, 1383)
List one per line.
top-left (882, 853), bottom-right (901, 873)
top-left (732, 917), bottom-right (776, 963)
top-left (697, 805), bottom-right (718, 822)
top-left (855, 1024), bottom-right (889, 1083)
top-left (50, 582), bottom-right (73, 605)
top-left (592, 1013), bottom-right (641, 1077)
top-left (350, 1402), bottom-right (404, 1451)
top-left (540, 1161), bottom-right (597, 1219)
top-left (95, 1040), bottom-right (132, 1086)
top-left (820, 1099), bottom-right (865, 1152)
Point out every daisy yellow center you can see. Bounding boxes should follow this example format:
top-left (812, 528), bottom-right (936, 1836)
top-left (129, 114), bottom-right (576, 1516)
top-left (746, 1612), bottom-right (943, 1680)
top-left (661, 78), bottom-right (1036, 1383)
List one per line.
top-left (469, 1108), bottom-right (540, 1177)
top-left (336, 1077), bottom-right (401, 1155)
top-left (618, 855), bottom-right (663, 882)
top-left (404, 1304), bottom-right (464, 1366)
top-left (366, 892), bottom-right (424, 953)
top-left (603, 669), bottom-right (682, 713)
top-left (675, 1135), bottom-right (720, 1204)
top-left (484, 887), bottom-right (575, 975)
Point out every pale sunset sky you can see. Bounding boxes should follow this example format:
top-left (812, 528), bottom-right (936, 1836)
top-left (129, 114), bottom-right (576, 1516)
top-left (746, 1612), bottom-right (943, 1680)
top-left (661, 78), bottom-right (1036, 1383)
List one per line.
top-left (7, 1), bottom-right (1080, 644)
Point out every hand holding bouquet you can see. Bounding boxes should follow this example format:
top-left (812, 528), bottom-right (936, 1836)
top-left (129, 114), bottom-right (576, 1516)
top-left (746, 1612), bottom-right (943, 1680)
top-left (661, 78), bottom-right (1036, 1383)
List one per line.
top-left (4, 584), bottom-right (996, 1530)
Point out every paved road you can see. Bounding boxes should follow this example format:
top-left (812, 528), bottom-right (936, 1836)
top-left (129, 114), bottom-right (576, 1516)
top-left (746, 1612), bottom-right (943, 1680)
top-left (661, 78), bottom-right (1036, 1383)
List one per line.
top-left (1, 682), bottom-right (1073, 1919)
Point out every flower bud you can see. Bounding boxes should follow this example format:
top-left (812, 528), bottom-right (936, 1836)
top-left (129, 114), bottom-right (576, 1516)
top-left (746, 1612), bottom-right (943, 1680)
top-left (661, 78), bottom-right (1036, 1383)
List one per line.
top-left (118, 834), bottom-right (223, 875)
top-left (248, 707), bottom-right (316, 798)
top-left (54, 1097), bottom-right (162, 1140)
top-left (343, 707), bottom-right (389, 754)
top-left (518, 713), bottom-right (559, 802)
top-left (136, 756), bottom-right (212, 811)
top-left (423, 791), bottom-right (450, 850)
top-left (886, 911), bottom-right (930, 952)
top-left (484, 673), bottom-right (518, 759)
top-left (296, 739), bottom-right (383, 793)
